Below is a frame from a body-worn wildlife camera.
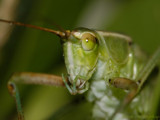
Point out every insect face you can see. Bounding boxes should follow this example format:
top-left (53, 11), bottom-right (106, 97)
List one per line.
top-left (62, 28), bottom-right (99, 94)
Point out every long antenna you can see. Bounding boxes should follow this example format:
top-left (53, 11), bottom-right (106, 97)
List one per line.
top-left (0, 19), bottom-right (66, 38)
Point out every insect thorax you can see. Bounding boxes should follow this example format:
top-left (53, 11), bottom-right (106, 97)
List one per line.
top-left (86, 44), bottom-right (148, 120)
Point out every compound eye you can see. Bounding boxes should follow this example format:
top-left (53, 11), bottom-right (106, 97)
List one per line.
top-left (81, 33), bottom-right (97, 51)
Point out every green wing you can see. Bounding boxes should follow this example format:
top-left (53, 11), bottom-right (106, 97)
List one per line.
top-left (97, 31), bottom-right (132, 64)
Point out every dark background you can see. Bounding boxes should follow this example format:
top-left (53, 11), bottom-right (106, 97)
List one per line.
top-left (0, 0), bottom-right (159, 119)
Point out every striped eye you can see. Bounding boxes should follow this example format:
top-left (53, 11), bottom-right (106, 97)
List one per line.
top-left (81, 33), bottom-right (97, 51)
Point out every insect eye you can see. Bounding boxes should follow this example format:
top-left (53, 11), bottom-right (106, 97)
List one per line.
top-left (81, 33), bottom-right (97, 51)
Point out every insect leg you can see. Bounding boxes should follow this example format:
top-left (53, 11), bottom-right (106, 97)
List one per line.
top-left (109, 77), bottom-right (138, 91)
top-left (136, 47), bottom-right (160, 91)
top-left (109, 47), bottom-right (160, 120)
top-left (108, 77), bottom-right (138, 120)
top-left (8, 72), bottom-right (65, 120)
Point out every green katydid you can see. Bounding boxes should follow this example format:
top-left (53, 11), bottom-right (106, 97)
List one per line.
top-left (0, 19), bottom-right (160, 120)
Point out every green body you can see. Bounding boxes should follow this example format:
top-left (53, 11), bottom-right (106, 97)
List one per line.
top-left (1, 19), bottom-right (159, 120)
top-left (63, 28), bottom-right (149, 119)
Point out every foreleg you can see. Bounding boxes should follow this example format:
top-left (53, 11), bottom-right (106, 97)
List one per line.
top-left (8, 72), bottom-right (65, 120)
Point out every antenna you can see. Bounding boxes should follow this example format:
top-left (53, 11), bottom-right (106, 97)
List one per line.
top-left (0, 19), bottom-right (66, 38)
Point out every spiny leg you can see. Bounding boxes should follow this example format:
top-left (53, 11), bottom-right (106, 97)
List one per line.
top-left (109, 47), bottom-right (160, 120)
top-left (7, 72), bottom-right (65, 120)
